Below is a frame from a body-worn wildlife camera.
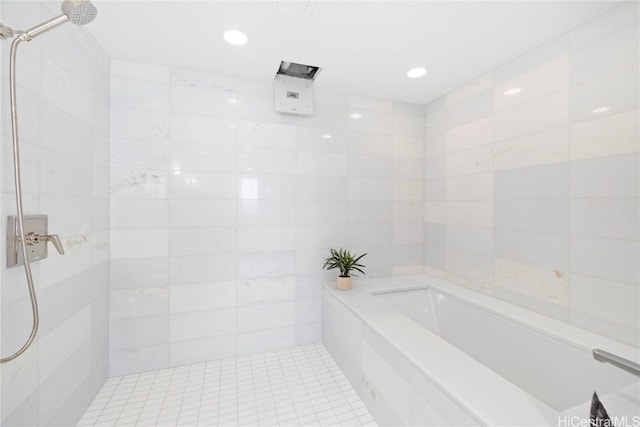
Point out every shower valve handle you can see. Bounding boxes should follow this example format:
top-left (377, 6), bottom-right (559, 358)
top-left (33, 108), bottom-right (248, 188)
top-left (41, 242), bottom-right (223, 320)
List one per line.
top-left (24, 232), bottom-right (65, 255)
top-left (45, 234), bottom-right (65, 255)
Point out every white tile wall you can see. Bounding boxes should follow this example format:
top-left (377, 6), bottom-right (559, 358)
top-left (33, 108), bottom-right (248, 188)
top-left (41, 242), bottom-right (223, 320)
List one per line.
top-left (0, 1), bottom-right (111, 425)
top-left (109, 59), bottom-right (425, 375)
top-left (423, 1), bottom-right (640, 345)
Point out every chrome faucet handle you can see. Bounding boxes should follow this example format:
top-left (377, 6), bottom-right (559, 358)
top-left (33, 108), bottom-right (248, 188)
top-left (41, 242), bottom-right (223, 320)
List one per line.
top-left (24, 232), bottom-right (65, 255)
top-left (44, 234), bottom-right (65, 255)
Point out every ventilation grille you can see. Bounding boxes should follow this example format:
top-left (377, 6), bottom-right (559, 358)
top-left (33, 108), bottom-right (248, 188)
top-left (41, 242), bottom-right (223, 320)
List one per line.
top-left (277, 0), bottom-right (316, 17)
top-left (276, 61), bottom-right (322, 81)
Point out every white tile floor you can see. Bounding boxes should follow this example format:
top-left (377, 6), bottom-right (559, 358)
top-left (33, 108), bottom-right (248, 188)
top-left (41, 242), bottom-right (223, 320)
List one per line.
top-left (77, 343), bottom-right (377, 427)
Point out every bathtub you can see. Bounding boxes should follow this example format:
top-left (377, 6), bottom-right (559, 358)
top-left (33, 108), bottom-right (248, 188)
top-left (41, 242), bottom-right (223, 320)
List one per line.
top-left (322, 274), bottom-right (639, 426)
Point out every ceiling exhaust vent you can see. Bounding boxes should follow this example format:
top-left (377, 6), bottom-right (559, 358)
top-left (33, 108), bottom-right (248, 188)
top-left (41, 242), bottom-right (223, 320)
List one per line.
top-left (277, 61), bottom-right (321, 80)
top-left (274, 61), bottom-right (322, 116)
top-left (277, 0), bottom-right (316, 17)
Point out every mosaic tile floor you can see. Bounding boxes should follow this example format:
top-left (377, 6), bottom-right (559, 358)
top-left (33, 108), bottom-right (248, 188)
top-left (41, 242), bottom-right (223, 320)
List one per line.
top-left (77, 343), bottom-right (377, 426)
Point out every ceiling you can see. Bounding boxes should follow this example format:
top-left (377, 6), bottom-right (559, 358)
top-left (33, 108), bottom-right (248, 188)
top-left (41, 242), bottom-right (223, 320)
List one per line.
top-left (87, 1), bottom-right (619, 105)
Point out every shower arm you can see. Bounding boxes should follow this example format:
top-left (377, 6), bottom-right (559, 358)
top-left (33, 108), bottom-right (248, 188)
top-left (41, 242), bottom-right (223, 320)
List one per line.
top-left (0, 14), bottom-right (70, 42)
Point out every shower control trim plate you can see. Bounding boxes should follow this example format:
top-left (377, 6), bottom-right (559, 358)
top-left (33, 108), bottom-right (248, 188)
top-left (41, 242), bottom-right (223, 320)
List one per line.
top-left (6, 215), bottom-right (63, 268)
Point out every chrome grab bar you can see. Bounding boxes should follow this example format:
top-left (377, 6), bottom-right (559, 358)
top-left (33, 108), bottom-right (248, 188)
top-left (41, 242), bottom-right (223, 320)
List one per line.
top-left (593, 349), bottom-right (640, 377)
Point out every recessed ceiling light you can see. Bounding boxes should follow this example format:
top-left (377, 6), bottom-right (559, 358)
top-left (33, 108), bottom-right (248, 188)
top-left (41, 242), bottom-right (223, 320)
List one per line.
top-left (592, 107), bottom-right (610, 113)
top-left (504, 87), bottom-right (522, 96)
top-left (407, 67), bottom-right (427, 78)
top-left (321, 134), bottom-right (332, 139)
top-left (223, 30), bottom-right (248, 46)
top-left (349, 113), bottom-right (362, 119)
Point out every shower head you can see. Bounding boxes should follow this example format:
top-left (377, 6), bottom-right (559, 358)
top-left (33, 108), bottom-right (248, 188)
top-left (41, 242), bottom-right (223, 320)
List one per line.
top-left (61, 0), bottom-right (98, 25)
top-left (0, 0), bottom-right (97, 41)
top-left (17, 0), bottom-right (97, 40)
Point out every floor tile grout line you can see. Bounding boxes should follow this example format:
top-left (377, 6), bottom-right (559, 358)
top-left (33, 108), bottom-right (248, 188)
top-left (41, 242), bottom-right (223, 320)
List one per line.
top-left (199, 360), bottom-right (221, 425)
top-left (290, 344), bottom-right (329, 423)
top-left (258, 350), bottom-right (277, 424)
top-left (130, 370), bottom-right (160, 426)
top-left (274, 347), bottom-right (301, 425)
top-left (241, 354), bottom-right (258, 424)
top-left (316, 343), bottom-right (364, 419)
top-left (154, 367), bottom-right (179, 426)
top-left (194, 362), bottom-right (211, 425)
top-left (317, 345), bottom-right (352, 424)
top-left (215, 358), bottom-right (223, 426)
top-left (92, 376), bottom-right (125, 423)
top-left (174, 363), bottom-right (196, 425)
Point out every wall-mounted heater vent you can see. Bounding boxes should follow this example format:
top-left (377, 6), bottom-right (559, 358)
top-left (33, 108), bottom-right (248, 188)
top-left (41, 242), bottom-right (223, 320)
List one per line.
top-left (277, 0), bottom-right (316, 18)
top-left (274, 61), bottom-right (321, 116)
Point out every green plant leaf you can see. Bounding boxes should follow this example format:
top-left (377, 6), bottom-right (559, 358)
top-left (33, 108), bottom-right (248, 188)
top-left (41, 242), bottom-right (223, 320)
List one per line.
top-left (322, 247), bottom-right (367, 277)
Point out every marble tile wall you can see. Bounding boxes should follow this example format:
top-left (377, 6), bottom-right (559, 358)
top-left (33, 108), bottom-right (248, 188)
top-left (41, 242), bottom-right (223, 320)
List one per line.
top-left (0, 1), bottom-right (110, 426)
top-left (423, 2), bottom-right (639, 346)
top-left (109, 60), bottom-right (424, 375)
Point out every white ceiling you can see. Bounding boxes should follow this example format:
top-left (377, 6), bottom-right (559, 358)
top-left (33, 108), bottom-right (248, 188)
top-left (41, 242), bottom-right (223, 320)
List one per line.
top-left (87, 1), bottom-right (619, 105)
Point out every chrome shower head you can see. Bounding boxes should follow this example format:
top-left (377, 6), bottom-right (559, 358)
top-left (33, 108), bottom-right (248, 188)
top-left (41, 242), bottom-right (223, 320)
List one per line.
top-left (13, 0), bottom-right (98, 40)
top-left (0, 0), bottom-right (97, 41)
top-left (61, 0), bottom-right (98, 25)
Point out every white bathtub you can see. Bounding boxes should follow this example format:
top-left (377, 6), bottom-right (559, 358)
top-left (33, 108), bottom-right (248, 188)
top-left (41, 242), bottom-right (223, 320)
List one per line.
top-left (322, 274), bottom-right (639, 426)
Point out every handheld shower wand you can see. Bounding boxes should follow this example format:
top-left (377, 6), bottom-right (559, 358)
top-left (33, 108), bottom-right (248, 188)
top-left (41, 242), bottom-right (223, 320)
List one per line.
top-left (0, 0), bottom-right (97, 364)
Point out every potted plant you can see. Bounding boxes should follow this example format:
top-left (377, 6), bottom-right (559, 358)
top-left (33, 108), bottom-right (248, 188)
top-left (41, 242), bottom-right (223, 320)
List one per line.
top-left (322, 248), bottom-right (367, 291)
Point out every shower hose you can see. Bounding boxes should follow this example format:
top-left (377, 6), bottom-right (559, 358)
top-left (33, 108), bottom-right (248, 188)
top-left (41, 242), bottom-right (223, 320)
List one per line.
top-left (1, 35), bottom-right (40, 364)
